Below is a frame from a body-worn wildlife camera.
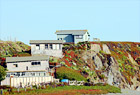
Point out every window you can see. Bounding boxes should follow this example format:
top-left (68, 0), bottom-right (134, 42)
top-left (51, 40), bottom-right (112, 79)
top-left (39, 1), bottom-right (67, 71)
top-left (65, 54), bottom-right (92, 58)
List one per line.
top-left (30, 72), bottom-right (35, 76)
top-left (13, 64), bottom-right (18, 67)
top-left (31, 62), bottom-right (41, 65)
top-left (36, 44), bottom-right (40, 50)
top-left (49, 44), bottom-right (53, 49)
top-left (58, 38), bottom-right (62, 40)
top-left (76, 35), bottom-right (83, 39)
top-left (21, 72), bottom-right (25, 76)
top-left (17, 72), bottom-right (20, 77)
top-left (6, 73), bottom-right (10, 77)
top-left (26, 66), bottom-right (28, 70)
top-left (45, 44), bottom-right (48, 49)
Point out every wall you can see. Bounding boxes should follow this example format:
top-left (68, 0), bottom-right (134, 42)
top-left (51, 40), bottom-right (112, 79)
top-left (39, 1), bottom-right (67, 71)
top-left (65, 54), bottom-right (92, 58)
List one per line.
top-left (2, 76), bottom-right (53, 87)
top-left (31, 44), bottom-right (63, 58)
top-left (57, 34), bottom-right (74, 43)
top-left (7, 60), bottom-right (49, 72)
top-left (74, 35), bottom-right (84, 44)
top-left (83, 32), bottom-right (90, 41)
top-left (1, 77), bottom-right (10, 86)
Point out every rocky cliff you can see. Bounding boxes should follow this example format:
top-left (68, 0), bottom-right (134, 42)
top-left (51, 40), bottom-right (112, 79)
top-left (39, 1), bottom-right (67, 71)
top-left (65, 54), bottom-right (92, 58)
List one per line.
top-left (54, 41), bottom-right (140, 90)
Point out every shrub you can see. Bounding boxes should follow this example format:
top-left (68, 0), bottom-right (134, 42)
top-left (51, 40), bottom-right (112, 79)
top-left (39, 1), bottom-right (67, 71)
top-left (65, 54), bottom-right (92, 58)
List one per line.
top-left (56, 66), bottom-right (86, 81)
top-left (0, 65), bottom-right (7, 82)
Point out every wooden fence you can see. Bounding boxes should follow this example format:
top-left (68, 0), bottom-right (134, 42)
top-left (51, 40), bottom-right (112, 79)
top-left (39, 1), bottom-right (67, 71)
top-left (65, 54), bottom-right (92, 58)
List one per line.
top-left (10, 76), bottom-right (53, 87)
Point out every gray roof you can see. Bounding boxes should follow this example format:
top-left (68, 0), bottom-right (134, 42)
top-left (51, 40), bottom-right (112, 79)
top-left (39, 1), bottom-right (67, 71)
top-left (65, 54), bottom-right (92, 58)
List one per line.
top-left (30, 40), bottom-right (64, 44)
top-left (6, 56), bottom-right (49, 63)
top-left (55, 30), bottom-right (88, 35)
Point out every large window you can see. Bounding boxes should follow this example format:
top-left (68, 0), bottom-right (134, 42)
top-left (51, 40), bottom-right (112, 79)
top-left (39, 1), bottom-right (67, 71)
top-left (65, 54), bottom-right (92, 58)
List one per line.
top-left (31, 62), bottom-right (41, 65)
top-left (45, 44), bottom-right (48, 49)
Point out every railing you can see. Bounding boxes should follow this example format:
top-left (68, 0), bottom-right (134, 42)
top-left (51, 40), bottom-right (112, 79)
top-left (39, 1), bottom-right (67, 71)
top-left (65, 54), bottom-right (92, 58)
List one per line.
top-left (69, 81), bottom-right (84, 86)
top-left (53, 79), bottom-right (60, 83)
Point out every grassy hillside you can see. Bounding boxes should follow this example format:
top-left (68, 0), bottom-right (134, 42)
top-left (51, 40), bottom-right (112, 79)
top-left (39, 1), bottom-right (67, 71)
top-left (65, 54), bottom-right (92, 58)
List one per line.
top-left (0, 41), bottom-right (31, 67)
top-left (52, 41), bottom-right (140, 90)
top-left (0, 41), bottom-right (31, 57)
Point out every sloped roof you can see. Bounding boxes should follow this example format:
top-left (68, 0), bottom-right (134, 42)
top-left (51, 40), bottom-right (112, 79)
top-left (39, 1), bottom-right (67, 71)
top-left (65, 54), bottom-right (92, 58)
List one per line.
top-left (30, 40), bottom-right (64, 44)
top-left (6, 56), bottom-right (49, 63)
top-left (55, 30), bottom-right (88, 35)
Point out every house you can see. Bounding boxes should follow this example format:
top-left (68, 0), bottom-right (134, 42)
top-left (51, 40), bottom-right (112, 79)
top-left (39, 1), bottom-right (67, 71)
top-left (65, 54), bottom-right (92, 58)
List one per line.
top-left (30, 40), bottom-right (64, 58)
top-left (55, 30), bottom-right (90, 43)
top-left (1, 56), bottom-right (53, 87)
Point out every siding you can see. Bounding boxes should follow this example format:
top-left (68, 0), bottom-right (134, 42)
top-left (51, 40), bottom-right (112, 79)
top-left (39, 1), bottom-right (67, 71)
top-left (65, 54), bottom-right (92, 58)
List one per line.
top-left (57, 34), bottom-right (74, 43)
top-left (74, 35), bottom-right (84, 44)
top-left (1, 76), bottom-right (53, 87)
top-left (31, 44), bottom-right (63, 57)
top-left (57, 32), bottom-right (89, 43)
top-left (7, 60), bottom-right (49, 72)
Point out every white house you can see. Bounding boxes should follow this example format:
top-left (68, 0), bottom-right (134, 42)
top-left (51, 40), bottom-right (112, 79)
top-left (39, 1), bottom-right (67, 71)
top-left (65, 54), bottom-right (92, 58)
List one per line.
top-left (55, 30), bottom-right (90, 43)
top-left (30, 40), bottom-right (63, 58)
top-left (1, 56), bottom-right (53, 87)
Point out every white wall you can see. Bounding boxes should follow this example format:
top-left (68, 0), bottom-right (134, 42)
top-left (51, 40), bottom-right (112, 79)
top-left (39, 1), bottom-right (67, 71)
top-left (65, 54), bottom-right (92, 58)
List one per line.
top-left (2, 76), bottom-right (53, 87)
top-left (7, 60), bottom-right (49, 72)
top-left (31, 43), bottom-right (63, 58)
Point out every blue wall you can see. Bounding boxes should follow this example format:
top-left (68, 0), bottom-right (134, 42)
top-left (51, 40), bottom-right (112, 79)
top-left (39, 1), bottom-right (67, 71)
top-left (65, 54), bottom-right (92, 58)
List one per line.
top-left (57, 34), bottom-right (74, 43)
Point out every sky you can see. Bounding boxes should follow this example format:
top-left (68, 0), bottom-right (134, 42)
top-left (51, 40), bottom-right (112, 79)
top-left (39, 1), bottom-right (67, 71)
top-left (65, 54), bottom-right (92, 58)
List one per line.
top-left (0, 0), bottom-right (140, 44)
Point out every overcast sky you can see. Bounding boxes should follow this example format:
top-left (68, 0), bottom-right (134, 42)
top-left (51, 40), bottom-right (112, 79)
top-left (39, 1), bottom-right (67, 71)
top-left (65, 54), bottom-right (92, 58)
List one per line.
top-left (0, 0), bottom-right (140, 44)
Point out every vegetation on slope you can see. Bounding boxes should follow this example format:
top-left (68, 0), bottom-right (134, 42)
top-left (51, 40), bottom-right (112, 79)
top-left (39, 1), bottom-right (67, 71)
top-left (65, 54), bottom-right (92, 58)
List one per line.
top-left (0, 65), bottom-right (7, 82)
top-left (56, 66), bottom-right (86, 81)
top-left (0, 41), bottom-right (30, 57)
top-left (52, 41), bottom-right (140, 89)
top-left (3, 85), bottom-right (121, 95)
top-left (0, 41), bottom-right (31, 68)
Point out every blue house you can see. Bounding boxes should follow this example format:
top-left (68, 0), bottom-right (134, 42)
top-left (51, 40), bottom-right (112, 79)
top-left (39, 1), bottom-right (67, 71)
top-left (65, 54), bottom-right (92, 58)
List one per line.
top-left (55, 30), bottom-right (90, 43)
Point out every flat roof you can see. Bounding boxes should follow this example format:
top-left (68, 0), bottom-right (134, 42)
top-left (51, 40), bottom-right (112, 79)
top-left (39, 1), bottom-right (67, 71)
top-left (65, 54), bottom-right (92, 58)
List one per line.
top-left (6, 56), bottom-right (49, 63)
top-left (6, 70), bottom-right (46, 73)
top-left (55, 30), bottom-right (88, 35)
top-left (30, 40), bottom-right (64, 44)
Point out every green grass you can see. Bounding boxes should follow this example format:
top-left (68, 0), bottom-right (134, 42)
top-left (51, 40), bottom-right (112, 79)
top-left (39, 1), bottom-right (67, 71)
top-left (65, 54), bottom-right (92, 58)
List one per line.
top-left (56, 66), bottom-right (87, 81)
top-left (4, 85), bottom-right (121, 95)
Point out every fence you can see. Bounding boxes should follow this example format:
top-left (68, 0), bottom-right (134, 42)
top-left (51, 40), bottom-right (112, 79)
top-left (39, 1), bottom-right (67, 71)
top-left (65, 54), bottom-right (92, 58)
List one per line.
top-left (69, 81), bottom-right (84, 86)
top-left (10, 76), bottom-right (53, 87)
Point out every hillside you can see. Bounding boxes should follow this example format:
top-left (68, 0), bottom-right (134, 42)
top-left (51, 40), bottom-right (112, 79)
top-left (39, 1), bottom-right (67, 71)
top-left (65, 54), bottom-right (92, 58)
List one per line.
top-left (0, 41), bottom-right (31, 67)
top-left (53, 41), bottom-right (140, 90)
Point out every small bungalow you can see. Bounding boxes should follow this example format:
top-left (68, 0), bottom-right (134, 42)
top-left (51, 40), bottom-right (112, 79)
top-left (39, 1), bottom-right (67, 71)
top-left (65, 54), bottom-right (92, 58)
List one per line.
top-left (30, 40), bottom-right (64, 58)
top-left (1, 56), bottom-right (53, 87)
top-left (55, 30), bottom-right (90, 43)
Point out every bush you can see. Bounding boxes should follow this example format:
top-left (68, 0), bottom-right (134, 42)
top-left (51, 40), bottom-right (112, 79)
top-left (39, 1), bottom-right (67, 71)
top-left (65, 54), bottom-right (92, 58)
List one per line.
top-left (56, 66), bottom-right (86, 81)
top-left (0, 65), bottom-right (7, 82)
top-left (0, 85), bottom-right (10, 89)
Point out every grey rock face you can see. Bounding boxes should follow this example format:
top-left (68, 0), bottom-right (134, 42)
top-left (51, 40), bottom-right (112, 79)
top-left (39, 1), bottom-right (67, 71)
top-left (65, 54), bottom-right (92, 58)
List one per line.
top-left (94, 55), bottom-right (103, 70)
top-left (102, 44), bottom-right (111, 54)
top-left (91, 44), bottom-right (101, 53)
